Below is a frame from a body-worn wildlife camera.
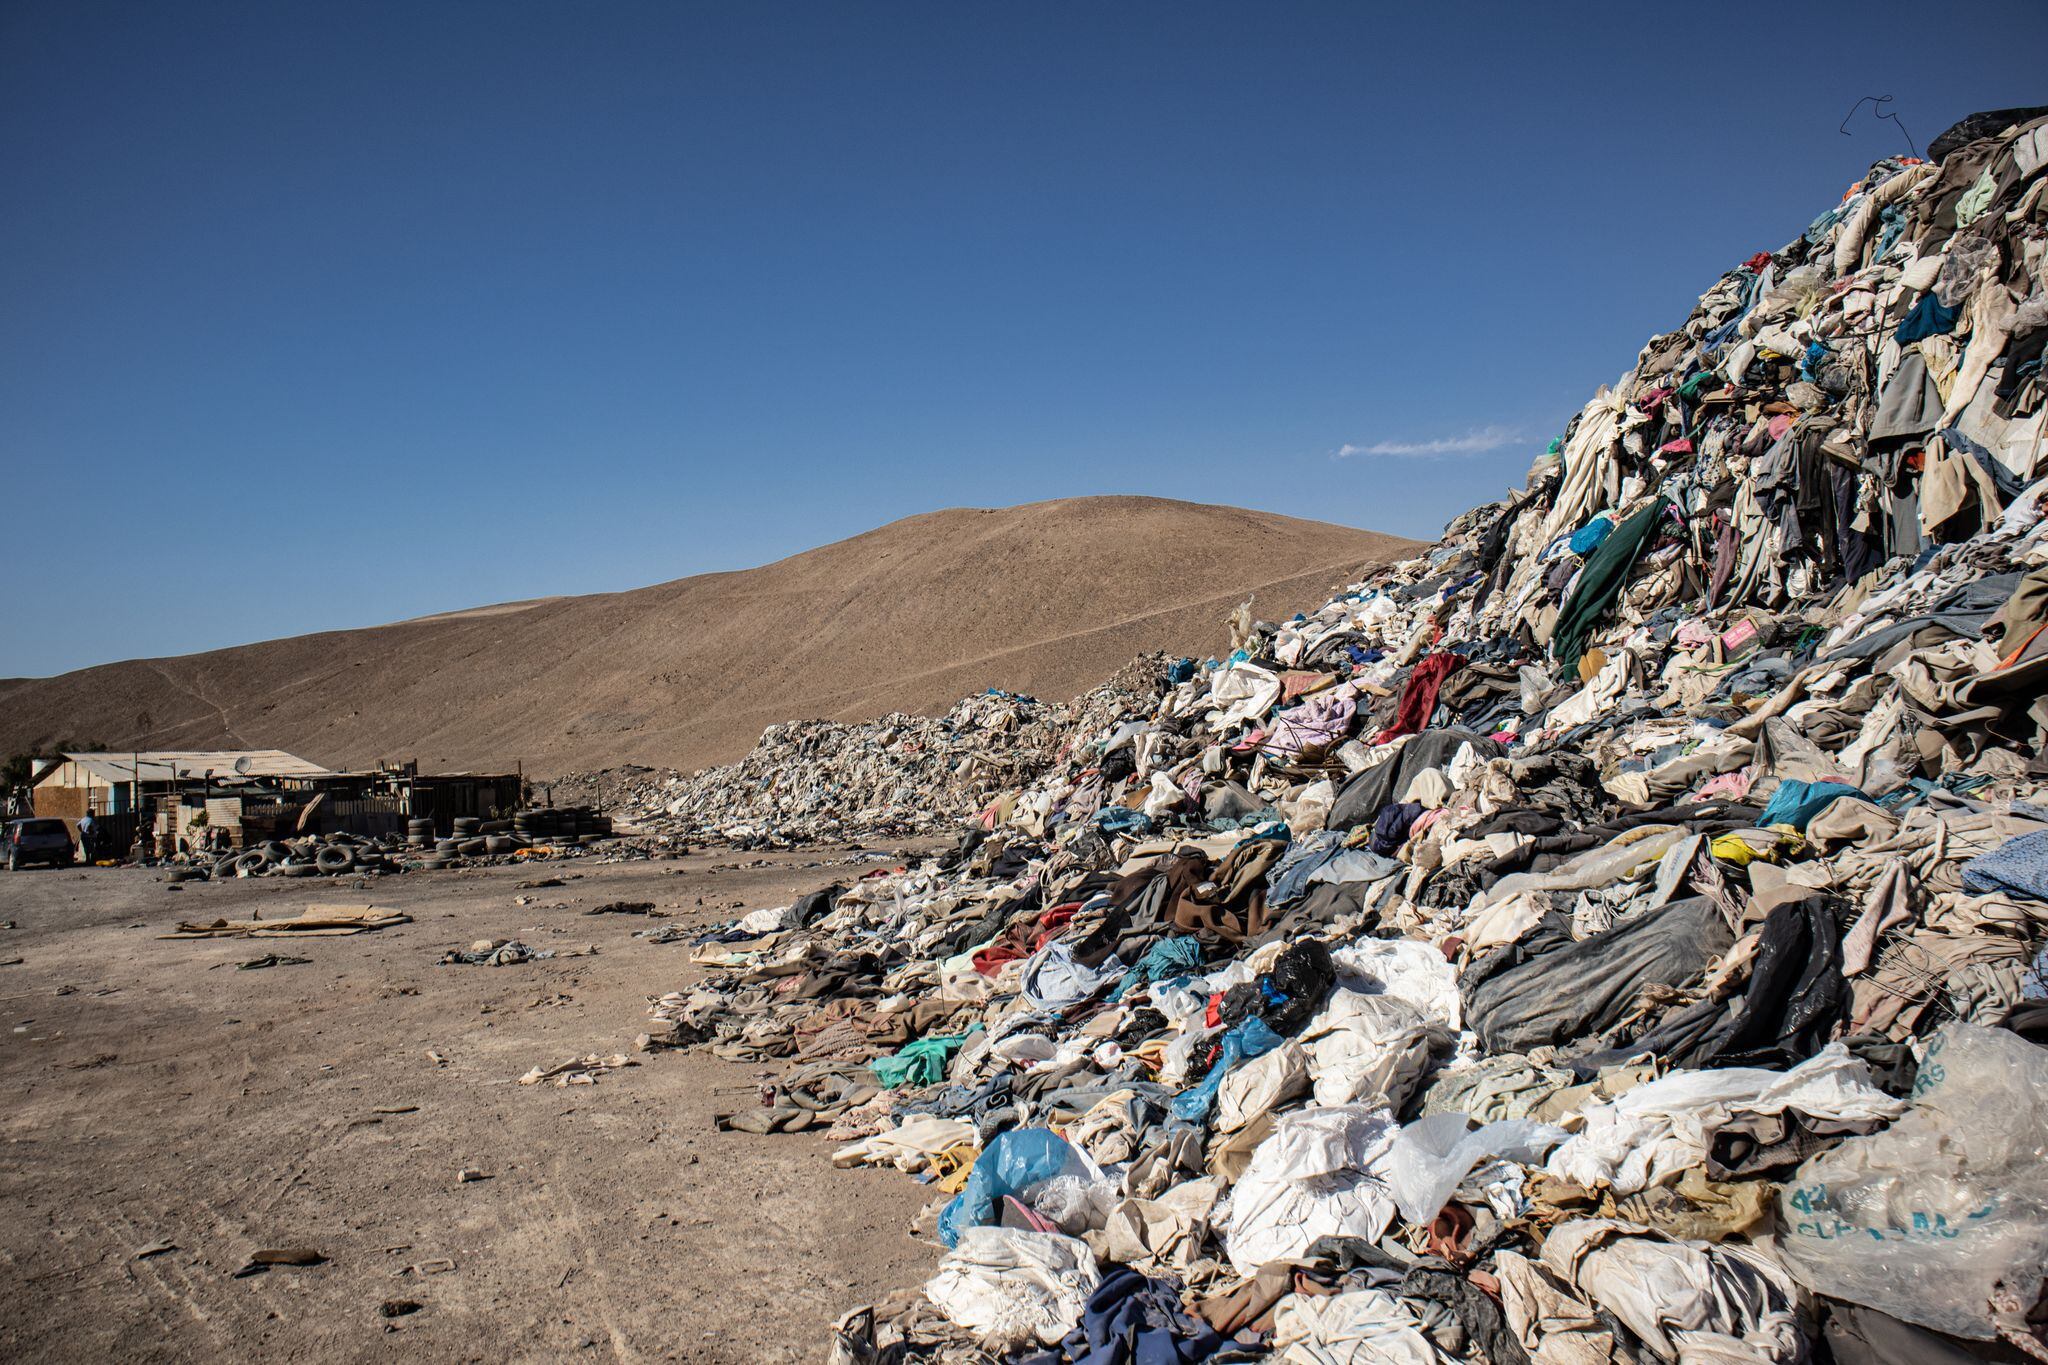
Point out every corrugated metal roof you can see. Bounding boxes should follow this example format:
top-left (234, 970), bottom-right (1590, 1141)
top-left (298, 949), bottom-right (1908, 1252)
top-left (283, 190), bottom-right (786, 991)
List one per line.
top-left (48, 751), bottom-right (333, 785)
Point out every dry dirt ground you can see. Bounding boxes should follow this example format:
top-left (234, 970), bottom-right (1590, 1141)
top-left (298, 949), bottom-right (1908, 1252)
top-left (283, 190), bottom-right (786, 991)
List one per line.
top-left (0, 848), bottom-right (944, 1362)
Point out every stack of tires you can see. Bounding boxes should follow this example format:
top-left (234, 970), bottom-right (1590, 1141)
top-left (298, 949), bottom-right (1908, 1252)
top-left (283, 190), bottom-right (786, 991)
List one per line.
top-left (450, 816), bottom-right (486, 858)
top-left (406, 818), bottom-right (434, 850)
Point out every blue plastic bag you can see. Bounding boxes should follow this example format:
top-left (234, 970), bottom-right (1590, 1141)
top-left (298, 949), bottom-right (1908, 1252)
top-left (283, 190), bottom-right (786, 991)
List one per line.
top-left (1168, 1016), bottom-right (1283, 1124)
top-left (937, 1127), bottom-right (1081, 1247)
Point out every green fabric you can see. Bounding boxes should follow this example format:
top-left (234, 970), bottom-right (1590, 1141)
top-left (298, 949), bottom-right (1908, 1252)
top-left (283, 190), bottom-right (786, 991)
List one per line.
top-left (1551, 500), bottom-right (1670, 674)
top-left (870, 1031), bottom-right (969, 1089)
top-left (1955, 169), bottom-right (1998, 227)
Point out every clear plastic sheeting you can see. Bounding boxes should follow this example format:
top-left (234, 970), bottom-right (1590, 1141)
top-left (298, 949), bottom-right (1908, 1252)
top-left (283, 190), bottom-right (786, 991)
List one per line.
top-left (1777, 1024), bottom-right (2048, 1340)
top-left (1386, 1114), bottom-right (1569, 1225)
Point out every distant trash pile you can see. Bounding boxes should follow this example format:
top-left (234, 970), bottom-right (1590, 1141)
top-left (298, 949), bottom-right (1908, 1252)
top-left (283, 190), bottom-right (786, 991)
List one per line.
top-left (599, 668), bottom-right (1171, 847)
top-left (154, 808), bottom-right (625, 883)
top-left (643, 110), bottom-right (2048, 1364)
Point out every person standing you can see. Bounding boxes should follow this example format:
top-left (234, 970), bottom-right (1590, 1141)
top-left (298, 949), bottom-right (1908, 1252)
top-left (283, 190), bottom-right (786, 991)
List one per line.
top-left (76, 811), bottom-right (96, 865)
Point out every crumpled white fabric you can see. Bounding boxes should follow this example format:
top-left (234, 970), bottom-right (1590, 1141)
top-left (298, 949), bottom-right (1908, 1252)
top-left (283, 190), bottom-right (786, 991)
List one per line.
top-left (1546, 1043), bottom-right (1907, 1195)
top-left (1541, 1219), bottom-right (1803, 1362)
top-left (1298, 991), bottom-right (1448, 1109)
top-left (1548, 648), bottom-right (1634, 730)
top-left (1127, 771), bottom-right (1175, 817)
top-left (1495, 1249), bottom-right (1617, 1365)
top-left (924, 1226), bottom-right (1100, 1348)
top-left (830, 1116), bottom-right (976, 1170)
top-left (1205, 661), bottom-right (1283, 731)
top-left (1328, 939), bottom-right (1463, 1030)
top-left (738, 905), bottom-right (789, 934)
top-left (1217, 1039), bottom-right (1310, 1132)
top-left (1271, 1288), bottom-right (1444, 1364)
top-left (1093, 1175), bottom-right (1222, 1273)
top-left (1460, 888), bottom-right (1550, 954)
top-left (1222, 1103), bottom-right (1398, 1274)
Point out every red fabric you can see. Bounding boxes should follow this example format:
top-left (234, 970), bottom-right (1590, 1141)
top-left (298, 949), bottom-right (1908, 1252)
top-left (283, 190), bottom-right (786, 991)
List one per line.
top-left (1031, 904), bottom-right (1079, 952)
top-left (1373, 651), bottom-right (1466, 746)
top-left (1742, 251), bottom-right (1772, 272)
top-left (1205, 992), bottom-right (1224, 1028)
top-left (972, 943), bottom-right (1026, 977)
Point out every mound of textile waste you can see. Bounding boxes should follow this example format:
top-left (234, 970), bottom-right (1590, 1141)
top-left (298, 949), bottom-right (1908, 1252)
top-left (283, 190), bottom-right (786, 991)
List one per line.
top-left (594, 670), bottom-right (1168, 846)
top-left (652, 109), bottom-right (2048, 1364)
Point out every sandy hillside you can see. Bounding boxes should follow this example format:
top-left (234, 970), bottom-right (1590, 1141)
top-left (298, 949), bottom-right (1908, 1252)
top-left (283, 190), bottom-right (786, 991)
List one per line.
top-left (0, 496), bottom-right (1415, 775)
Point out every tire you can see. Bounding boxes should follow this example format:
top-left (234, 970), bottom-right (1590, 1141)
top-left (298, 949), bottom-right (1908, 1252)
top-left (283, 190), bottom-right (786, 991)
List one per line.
top-left (315, 846), bottom-right (354, 873)
top-left (235, 852), bottom-right (268, 876)
top-left (458, 838), bottom-right (487, 856)
top-left (6, 851), bottom-right (16, 872)
top-left (484, 835), bottom-right (514, 855)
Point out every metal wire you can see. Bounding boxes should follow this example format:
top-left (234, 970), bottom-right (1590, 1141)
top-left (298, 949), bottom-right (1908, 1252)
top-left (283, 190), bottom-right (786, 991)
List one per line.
top-left (1839, 95), bottom-right (1920, 160)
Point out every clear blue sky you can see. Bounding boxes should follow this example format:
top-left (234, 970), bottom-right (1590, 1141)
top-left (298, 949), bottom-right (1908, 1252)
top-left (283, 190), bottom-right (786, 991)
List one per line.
top-left (4, 1), bottom-right (2043, 676)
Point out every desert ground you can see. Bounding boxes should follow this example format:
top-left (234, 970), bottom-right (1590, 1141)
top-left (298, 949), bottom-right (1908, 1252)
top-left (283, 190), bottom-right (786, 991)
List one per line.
top-left (0, 848), bottom-right (944, 1362)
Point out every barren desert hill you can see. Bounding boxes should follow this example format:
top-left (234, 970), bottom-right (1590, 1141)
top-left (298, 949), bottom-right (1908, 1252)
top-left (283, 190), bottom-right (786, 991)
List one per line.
top-left (0, 495), bottom-right (1419, 775)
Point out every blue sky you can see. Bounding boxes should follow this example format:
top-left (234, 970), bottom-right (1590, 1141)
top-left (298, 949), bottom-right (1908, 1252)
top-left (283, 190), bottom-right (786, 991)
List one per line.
top-left (4, 1), bottom-right (2044, 676)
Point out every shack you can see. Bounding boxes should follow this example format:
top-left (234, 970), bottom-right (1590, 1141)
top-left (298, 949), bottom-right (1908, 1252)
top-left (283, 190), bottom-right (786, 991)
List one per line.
top-left (29, 751), bottom-right (524, 852)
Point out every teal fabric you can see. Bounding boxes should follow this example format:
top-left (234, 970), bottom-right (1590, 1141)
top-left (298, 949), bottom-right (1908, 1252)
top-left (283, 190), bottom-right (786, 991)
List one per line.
top-left (1551, 500), bottom-right (1670, 673)
top-left (1107, 935), bottom-right (1204, 1002)
top-left (1759, 779), bottom-right (1866, 831)
top-left (870, 1031), bottom-right (969, 1088)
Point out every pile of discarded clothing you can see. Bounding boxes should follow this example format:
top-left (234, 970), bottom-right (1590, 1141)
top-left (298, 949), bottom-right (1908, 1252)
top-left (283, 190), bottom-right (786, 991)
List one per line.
top-left (600, 671), bottom-right (1167, 846)
top-left (651, 110), bottom-right (2048, 1364)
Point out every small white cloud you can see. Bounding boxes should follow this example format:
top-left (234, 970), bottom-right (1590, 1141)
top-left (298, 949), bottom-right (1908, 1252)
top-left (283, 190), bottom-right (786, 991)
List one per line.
top-left (1335, 424), bottom-right (1521, 459)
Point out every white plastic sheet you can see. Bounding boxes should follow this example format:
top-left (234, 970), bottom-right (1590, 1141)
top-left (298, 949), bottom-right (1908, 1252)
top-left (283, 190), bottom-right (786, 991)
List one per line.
top-left (1386, 1113), bottom-right (1568, 1224)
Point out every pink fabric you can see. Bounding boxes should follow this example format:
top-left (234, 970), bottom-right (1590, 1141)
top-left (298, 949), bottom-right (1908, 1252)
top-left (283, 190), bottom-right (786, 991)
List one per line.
top-left (1696, 768), bottom-right (1755, 801)
top-left (1676, 621), bottom-right (1719, 648)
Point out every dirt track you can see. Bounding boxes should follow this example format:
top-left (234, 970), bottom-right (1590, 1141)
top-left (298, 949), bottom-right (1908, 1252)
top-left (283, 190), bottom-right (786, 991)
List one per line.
top-left (0, 849), bottom-right (938, 1362)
